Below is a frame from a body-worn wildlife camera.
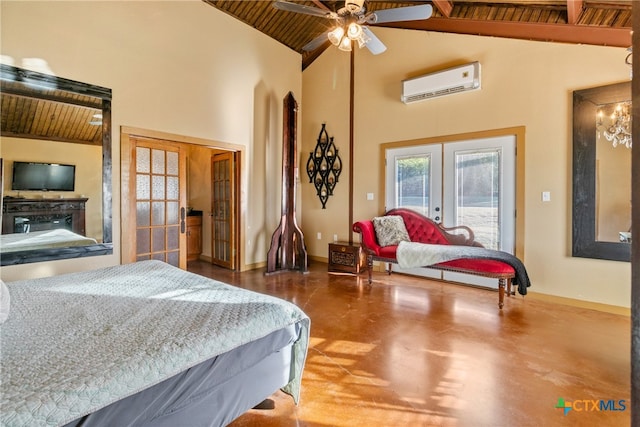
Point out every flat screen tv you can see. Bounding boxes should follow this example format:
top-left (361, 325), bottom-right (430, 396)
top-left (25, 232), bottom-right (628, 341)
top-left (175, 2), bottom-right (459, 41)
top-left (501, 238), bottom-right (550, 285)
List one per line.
top-left (11, 161), bottom-right (76, 192)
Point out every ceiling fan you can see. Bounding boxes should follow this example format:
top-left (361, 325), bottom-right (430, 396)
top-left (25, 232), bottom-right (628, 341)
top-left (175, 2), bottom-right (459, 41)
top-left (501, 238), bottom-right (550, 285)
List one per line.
top-left (273, 0), bottom-right (433, 55)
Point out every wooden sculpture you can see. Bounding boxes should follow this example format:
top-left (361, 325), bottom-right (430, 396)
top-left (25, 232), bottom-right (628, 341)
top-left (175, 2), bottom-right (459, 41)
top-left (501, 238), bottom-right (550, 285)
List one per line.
top-left (266, 92), bottom-right (308, 274)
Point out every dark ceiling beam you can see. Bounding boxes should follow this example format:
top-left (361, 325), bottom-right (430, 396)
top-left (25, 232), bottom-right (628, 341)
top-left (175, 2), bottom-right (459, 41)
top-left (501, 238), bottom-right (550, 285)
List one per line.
top-left (566, 0), bottom-right (584, 25)
top-left (377, 17), bottom-right (631, 47)
top-left (431, 0), bottom-right (453, 18)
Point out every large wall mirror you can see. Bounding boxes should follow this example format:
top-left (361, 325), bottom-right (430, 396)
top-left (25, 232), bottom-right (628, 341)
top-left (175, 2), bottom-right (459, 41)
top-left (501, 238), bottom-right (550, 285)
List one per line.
top-left (0, 64), bottom-right (113, 265)
top-left (573, 81), bottom-right (631, 262)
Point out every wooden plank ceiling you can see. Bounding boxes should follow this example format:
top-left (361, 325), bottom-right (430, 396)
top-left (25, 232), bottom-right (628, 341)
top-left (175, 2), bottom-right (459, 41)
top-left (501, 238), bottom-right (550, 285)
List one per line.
top-left (1, 80), bottom-right (103, 145)
top-left (204, 0), bottom-right (632, 70)
top-left (2, 1), bottom-right (631, 144)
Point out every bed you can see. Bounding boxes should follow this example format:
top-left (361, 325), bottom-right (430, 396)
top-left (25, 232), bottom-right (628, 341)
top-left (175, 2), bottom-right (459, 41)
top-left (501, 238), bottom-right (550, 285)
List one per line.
top-left (0, 229), bottom-right (98, 253)
top-left (0, 260), bottom-right (310, 427)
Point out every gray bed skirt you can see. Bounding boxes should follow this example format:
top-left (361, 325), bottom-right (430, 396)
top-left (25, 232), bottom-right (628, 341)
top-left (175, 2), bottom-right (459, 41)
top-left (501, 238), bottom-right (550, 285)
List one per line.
top-left (63, 324), bottom-right (301, 427)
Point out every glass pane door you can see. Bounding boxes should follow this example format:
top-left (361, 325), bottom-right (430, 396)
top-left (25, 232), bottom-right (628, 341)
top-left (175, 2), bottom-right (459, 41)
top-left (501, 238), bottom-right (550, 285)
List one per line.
top-left (385, 145), bottom-right (442, 279)
top-left (386, 145), bottom-right (442, 218)
top-left (443, 136), bottom-right (515, 253)
top-left (134, 141), bottom-right (186, 268)
top-left (443, 135), bottom-right (516, 288)
top-left (453, 149), bottom-right (501, 250)
top-left (211, 152), bottom-right (235, 269)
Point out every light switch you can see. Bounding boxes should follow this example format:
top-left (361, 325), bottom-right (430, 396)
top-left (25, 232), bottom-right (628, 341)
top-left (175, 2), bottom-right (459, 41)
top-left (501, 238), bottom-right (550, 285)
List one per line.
top-left (542, 191), bottom-right (551, 202)
top-left (366, 193), bottom-right (374, 201)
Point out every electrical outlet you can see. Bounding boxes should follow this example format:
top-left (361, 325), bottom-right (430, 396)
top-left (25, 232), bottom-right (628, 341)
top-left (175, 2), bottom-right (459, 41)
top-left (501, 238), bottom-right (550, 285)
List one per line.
top-left (317, 232), bottom-right (322, 240)
top-left (542, 191), bottom-right (551, 202)
top-left (333, 234), bottom-right (338, 242)
top-left (367, 193), bottom-right (374, 201)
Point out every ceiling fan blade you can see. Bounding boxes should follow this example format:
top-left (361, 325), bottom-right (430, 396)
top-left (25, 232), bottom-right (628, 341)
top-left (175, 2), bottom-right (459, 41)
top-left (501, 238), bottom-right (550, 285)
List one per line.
top-left (273, 0), bottom-right (335, 19)
top-left (369, 5), bottom-right (433, 24)
top-left (362, 27), bottom-right (386, 55)
top-left (303, 31), bottom-right (330, 51)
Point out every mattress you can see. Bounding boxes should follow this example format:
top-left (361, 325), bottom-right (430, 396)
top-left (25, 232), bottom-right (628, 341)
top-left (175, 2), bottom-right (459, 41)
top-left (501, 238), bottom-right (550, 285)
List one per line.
top-left (63, 324), bottom-right (301, 427)
top-left (0, 229), bottom-right (98, 253)
top-left (0, 260), bottom-right (310, 427)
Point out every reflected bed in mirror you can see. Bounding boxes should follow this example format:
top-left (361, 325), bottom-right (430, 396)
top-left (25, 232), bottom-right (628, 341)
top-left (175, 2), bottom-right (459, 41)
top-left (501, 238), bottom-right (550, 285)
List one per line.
top-left (0, 64), bottom-right (112, 266)
top-left (572, 81), bottom-right (631, 262)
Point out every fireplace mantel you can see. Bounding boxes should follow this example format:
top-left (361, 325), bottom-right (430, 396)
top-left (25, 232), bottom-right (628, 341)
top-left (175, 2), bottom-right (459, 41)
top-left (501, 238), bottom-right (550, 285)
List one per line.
top-left (2, 197), bottom-right (88, 235)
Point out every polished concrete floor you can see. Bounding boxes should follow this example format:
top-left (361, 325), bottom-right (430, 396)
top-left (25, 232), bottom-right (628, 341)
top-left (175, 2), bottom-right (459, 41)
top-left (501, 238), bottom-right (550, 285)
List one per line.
top-left (187, 260), bottom-right (631, 427)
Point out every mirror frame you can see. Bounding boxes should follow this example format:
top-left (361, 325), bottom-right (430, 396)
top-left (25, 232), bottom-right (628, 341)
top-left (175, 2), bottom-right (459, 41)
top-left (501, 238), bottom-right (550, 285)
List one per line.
top-left (572, 81), bottom-right (631, 262)
top-left (0, 64), bottom-right (113, 265)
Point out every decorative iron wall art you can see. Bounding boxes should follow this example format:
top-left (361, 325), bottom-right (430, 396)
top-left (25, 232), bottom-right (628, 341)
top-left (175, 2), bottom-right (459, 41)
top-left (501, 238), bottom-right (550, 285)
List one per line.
top-left (306, 123), bottom-right (342, 208)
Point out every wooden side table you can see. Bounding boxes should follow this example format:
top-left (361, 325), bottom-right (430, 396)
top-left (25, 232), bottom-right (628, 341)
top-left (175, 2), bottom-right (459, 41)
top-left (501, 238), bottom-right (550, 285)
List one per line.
top-left (328, 241), bottom-right (367, 274)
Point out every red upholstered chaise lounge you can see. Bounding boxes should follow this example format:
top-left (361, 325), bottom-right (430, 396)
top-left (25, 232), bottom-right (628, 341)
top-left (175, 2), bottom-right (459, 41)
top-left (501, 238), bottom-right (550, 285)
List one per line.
top-left (352, 208), bottom-right (520, 309)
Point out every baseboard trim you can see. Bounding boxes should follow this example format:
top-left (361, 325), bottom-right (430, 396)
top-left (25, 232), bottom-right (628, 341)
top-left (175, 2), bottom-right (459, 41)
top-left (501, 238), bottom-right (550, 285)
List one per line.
top-left (193, 256), bottom-right (266, 272)
top-left (526, 292), bottom-right (630, 316)
top-left (243, 260), bottom-right (266, 271)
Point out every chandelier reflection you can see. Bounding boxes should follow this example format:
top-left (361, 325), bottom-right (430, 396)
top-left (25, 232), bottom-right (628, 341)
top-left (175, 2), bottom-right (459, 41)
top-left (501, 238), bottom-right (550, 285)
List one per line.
top-left (597, 102), bottom-right (632, 148)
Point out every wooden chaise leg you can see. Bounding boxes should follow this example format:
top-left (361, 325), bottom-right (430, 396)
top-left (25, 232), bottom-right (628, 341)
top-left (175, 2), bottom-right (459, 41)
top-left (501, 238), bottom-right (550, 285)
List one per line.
top-left (498, 278), bottom-right (506, 309)
top-left (367, 255), bottom-right (374, 284)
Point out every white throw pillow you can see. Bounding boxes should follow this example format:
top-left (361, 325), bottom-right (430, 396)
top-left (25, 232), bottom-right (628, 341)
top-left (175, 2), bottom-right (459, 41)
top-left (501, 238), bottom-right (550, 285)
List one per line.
top-left (0, 280), bottom-right (10, 324)
top-left (373, 215), bottom-right (411, 247)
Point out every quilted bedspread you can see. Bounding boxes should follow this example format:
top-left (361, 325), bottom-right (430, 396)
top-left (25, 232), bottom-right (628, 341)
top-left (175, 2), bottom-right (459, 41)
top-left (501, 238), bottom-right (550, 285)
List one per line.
top-left (0, 229), bottom-right (98, 253)
top-left (0, 260), bottom-right (310, 427)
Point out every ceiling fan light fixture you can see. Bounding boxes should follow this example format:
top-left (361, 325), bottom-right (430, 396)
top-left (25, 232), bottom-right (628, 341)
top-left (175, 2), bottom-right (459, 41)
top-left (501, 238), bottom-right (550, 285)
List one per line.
top-left (345, 0), bottom-right (365, 13)
top-left (338, 36), bottom-right (352, 52)
top-left (328, 26), bottom-right (344, 46)
top-left (356, 31), bottom-right (370, 48)
top-left (347, 22), bottom-right (362, 40)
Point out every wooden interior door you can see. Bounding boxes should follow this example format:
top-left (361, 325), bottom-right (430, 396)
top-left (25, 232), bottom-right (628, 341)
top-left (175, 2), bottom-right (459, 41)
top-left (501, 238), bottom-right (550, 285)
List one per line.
top-left (126, 136), bottom-right (187, 269)
top-left (210, 151), bottom-right (236, 269)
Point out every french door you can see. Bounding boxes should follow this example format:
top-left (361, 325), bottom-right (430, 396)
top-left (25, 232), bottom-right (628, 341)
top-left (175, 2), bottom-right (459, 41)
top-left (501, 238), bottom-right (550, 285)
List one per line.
top-left (385, 135), bottom-right (516, 288)
top-left (123, 136), bottom-right (188, 269)
top-left (210, 152), bottom-right (236, 269)
top-left (385, 144), bottom-right (443, 279)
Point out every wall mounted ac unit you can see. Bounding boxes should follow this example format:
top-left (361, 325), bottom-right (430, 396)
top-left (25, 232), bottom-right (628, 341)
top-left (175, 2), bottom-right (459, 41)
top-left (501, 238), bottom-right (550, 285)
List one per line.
top-left (401, 62), bottom-right (481, 104)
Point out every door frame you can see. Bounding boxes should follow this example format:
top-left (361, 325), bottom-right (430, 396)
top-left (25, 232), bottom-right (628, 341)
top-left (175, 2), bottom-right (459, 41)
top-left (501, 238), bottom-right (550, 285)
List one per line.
top-left (379, 126), bottom-right (526, 261)
top-left (121, 127), bottom-right (244, 271)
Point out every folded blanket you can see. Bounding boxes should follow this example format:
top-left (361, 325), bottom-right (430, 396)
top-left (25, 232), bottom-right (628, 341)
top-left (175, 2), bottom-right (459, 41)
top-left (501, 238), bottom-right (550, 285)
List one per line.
top-left (396, 241), bottom-right (531, 295)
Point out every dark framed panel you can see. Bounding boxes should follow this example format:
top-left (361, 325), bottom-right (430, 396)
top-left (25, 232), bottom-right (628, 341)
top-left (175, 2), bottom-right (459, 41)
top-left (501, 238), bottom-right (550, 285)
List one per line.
top-left (0, 64), bottom-right (113, 265)
top-left (572, 81), bottom-right (631, 262)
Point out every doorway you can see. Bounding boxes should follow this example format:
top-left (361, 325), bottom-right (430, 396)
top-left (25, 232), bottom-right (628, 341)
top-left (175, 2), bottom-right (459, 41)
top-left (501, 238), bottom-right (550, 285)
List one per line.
top-left (121, 127), bottom-right (242, 271)
top-left (383, 128), bottom-right (524, 288)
